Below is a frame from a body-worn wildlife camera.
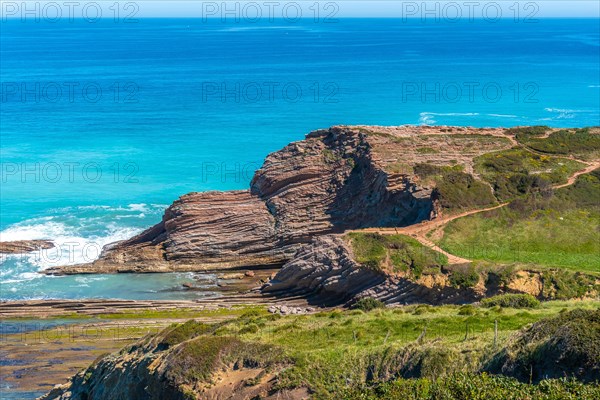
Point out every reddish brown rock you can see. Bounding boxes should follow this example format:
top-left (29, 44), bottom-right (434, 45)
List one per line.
top-left (0, 240), bottom-right (54, 254)
top-left (43, 126), bottom-right (511, 275)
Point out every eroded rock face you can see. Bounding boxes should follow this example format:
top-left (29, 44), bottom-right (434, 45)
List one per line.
top-left (262, 235), bottom-right (386, 303)
top-left (0, 240), bottom-right (54, 254)
top-left (46, 127), bottom-right (440, 274)
top-left (44, 126), bottom-right (514, 275)
top-left (262, 235), bottom-right (481, 306)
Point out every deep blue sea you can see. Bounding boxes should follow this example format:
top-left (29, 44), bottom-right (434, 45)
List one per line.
top-left (1, 18), bottom-right (599, 300)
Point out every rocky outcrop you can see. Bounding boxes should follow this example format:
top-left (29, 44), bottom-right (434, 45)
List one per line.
top-left (262, 235), bottom-right (483, 306)
top-left (45, 127), bottom-right (445, 274)
top-left (43, 126), bottom-right (513, 275)
top-left (41, 325), bottom-right (296, 400)
top-left (0, 240), bottom-right (54, 254)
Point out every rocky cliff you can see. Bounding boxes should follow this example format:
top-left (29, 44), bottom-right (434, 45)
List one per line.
top-left (44, 126), bottom-right (511, 275)
top-left (262, 235), bottom-right (482, 306)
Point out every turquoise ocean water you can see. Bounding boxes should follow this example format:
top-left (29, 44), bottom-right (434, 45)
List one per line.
top-left (1, 18), bottom-right (599, 300)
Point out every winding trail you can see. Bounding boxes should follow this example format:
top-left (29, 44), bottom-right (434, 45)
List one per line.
top-left (350, 134), bottom-right (600, 264)
top-left (554, 161), bottom-right (600, 189)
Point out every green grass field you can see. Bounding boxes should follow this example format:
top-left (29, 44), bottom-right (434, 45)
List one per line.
top-left (439, 170), bottom-right (600, 273)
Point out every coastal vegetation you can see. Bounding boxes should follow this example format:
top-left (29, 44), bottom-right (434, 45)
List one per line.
top-left (473, 148), bottom-right (585, 201)
top-left (57, 301), bottom-right (600, 399)
top-left (414, 163), bottom-right (497, 210)
top-left (516, 127), bottom-right (600, 159)
top-left (346, 232), bottom-right (447, 277)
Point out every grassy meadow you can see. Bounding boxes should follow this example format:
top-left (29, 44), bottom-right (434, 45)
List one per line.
top-left (439, 168), bottom-right (600, 273)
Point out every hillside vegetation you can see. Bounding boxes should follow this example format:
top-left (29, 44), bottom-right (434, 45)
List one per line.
top-left (346, 232), bottom-right (447, 277)
top-left (440, 169), bottom-right (600, 272)
top-left (515, 127), bottom-right (600, 160)
top-left (48, 303), bottom-right (600, 400)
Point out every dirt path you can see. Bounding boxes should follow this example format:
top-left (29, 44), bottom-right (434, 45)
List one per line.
top-left (553, 161), bottom-right (600, 189)
top-left (350, 158), bottom-right (599, 264)
top-left (352, 203), bottom-right (508, 264)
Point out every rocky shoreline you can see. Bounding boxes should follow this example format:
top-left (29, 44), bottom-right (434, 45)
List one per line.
top-left (0, 240), bottom-right (54, 254)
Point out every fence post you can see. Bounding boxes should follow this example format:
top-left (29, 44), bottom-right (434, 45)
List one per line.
top-left (494, 319), bottom-right (498, 348)
top-left (417, 326), bottom-right (427, 344)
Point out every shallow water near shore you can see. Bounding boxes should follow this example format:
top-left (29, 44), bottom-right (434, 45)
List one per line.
top-left (1, 18), bottom-right (599, 300)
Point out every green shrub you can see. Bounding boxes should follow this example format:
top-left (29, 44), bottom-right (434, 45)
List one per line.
top-left (449, 265), bottom-right (480, 288)
top-left (353, 297), bottom-right (386, 312)
top-left (165, 336), bottom-right (285, 386)
top-left (458, 305), bottom-right (478, 315)
top-left (348, 233), bottom-right (387, 270)
top-left (507, 125), bottom-right (550, 142)
top-left (540, 270), bottom-right (597, 300)
top-left (473, 148), bottom-right (584, 201)
top-left (481, 294), bottom-right (540, 309)
top-left (414, 163), bottom-right (496, 210)
top-left (340, 373), bottom-right (600, 399)
top-left (239, 323), bottom-right (260, 334)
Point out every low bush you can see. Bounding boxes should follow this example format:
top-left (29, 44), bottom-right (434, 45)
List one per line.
top-left (414, 163), bottom-right (496, 210)
top-left (484, 309), bottom-right (600, 383)
top-left (340, 373), bottom-right (600, 399)
top-left (540, 270), bottom-right (597, 300)
top-left (448, 265), bottom-right (480, 288)
top-left (508, 125), bottom-right (550, 142)
top-left (239, 323), bottom-right (260, 334)
top-left (165, 336), bottom-right (285, 386)
top-left (353, 297), bottom-right (386, 312)
top-left (158, 320), bottom-right (214, 348)
top-left (458, 305), bottom-right (478, 315)
top-left (481, 294), bottom-right (540, 309)
top-left (347, 233), bottom-right (447, 277)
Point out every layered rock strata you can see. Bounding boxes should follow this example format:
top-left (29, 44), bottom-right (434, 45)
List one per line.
top-left (262, 235), bottom-right (481, 306)
top-left (44, 126), bottom-right (513, 274)
top-left (0, 240), bottom-right (54, 254)
top-left (48, 126), bottom-right (490, 274)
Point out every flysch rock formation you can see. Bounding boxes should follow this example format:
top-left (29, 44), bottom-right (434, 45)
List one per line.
top-left (43, 126), bottom-right (511, 275)
top-left (262, 235), bottom-right (482, 306)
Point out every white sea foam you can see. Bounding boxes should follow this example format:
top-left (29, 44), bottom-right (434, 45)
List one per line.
top-left (419, 112), bottom-right (436, 125)
top-left (128, 203), bottom-right (148, 212)
top-left (542, 108), bottom-right (594, 120)
top-left (419, 112), bottom-right (518, 125)
top-left (0, 212), bottom-right (144, 270)
top-left (488, 114), bottom-right (518, 118)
